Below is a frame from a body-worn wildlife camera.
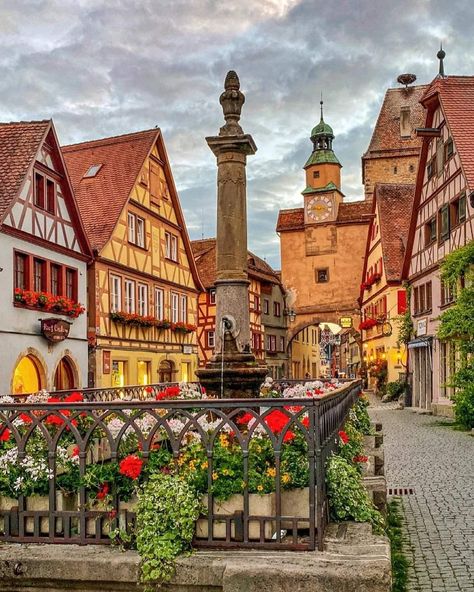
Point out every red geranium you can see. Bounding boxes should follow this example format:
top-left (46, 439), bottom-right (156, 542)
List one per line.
top-left (119, 454), bottom-right (143, 480)
top-left (0, 427), bottom-right (11, 441)
top-left (20, 413), bottom-right (32, 424)
top-left (65, 392), bottom-right (84, 403)
top-left (96, 483), bottom-right (109, 500)
top-left (145, 386), bottom-right (153, 394)
top-left (353, 455), bottom-right (369, 463)
top-left (156, 386), bottom-right (181, 401)
top-left (237, 412), bottom-right (255, 425)
top-left (338, 430), bottom-right (349, 445)
top-left (71, 446), bottom-right (80, 457)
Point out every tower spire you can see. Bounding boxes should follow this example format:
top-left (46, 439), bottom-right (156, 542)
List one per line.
top-left (437, 43), bottom-right (446, 78)
top-left (320, 92), bottom-right (324, 121)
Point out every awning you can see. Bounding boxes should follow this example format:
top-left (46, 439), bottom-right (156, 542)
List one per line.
top-left (408, 336), bottom-right (433, 350)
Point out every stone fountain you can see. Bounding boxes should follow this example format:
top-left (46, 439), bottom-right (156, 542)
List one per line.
top-left (196, 71), bottom-right (267, 398)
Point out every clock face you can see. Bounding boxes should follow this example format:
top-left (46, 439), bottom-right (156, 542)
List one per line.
top-left (306, 196), bottom-right (333, 222)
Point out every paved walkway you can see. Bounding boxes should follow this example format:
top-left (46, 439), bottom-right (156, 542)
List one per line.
top-left (369, 400), bottom-right (474, 592)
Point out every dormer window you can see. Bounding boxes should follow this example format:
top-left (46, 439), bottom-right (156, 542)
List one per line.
top-left (34, 171), bottom-right (56, 213)
top-left (83, 164), bottom-right (102, 178)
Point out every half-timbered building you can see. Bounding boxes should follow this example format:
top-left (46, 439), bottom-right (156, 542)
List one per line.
top-left (360, 183), bottom-right (413, 384)
top-left (403, 75), bottom-right (474, 415)
top-left (191, 239), bottom-right (288, 377)
top-left (0, 120), bottom-right (92, 394)
top-left (63, 129), bottom-right (202, 387)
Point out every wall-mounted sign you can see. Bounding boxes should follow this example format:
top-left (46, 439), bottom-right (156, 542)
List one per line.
top-left (182, 344), bottom-right (194, 354)
top-left (103, 350), bottom-right (111, 374)
top-left (339, 317), bottom-right (353, 328)
top-left (40, 318), bottom-right (71, 343)
top-left (416, 318), bottom-right (427, 337)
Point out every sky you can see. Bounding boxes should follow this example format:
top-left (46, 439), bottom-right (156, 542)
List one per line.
top-left (2, 0), bottom-right (474, 268)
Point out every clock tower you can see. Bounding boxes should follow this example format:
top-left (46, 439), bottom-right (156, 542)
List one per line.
top-left (303, 100), bottom-right (344, 224)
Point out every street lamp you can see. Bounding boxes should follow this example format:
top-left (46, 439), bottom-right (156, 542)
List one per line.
top-left (286, 308), bottom-right (296, 323)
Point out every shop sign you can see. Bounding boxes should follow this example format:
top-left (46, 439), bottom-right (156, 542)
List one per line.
top-left (416, 318), bottom-right (427, 336)
top-left (40, 318), bottom-right (71, 343)
top-left (339, 316), bottom-right (353, 328)
top-left (182, 344), bottom-right (193, 354)
top-left (103, 351), bottom-right (111, 374)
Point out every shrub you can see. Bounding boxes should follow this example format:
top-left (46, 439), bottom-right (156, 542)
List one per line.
top-left (326, 455), bottom-right (384, 531)
top-left (384, 381), bottom-right (405, 402)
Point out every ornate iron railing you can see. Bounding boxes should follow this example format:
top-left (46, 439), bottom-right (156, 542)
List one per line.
top-left (0, 380), bottom-right (361, 551)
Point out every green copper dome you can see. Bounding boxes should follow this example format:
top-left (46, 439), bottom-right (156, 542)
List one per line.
top-left (311, 119), bottom-right (334, 139)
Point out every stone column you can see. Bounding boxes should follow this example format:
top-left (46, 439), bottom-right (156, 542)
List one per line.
top-left (206, 71), bottom-right (257, 355)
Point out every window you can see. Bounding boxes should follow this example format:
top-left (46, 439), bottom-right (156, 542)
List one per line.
top-left (137, 361), bottom-right (151, 386)
top-left (34, 172), bottom-right (45, 209)
top-left (400, 106), bottom-right (411, 137)
top-left (65, 269), bottom-right (77, 301)
top-left (414, 281), bottom-right (432, 315)
top-left (252, 332), bottom-right (261, 352)
top-left (263, 299), bottom-right (270, 315)
top-left (254, 295), bottom-right (260, 312)
top-left (209, 289), bottom-right (216, 305)
top-left (51, 264), bottom-right (61, 296)
top-left (46, 179), bottom-right (55, 214)
top-left (451, 193), bottom-right (467, 227)
top-left (111, 275), bottom-right (122, 312)
top-left (424, 217), bottom-right (437, 246)
top-left (393, 166), bottom-right (397, 174)
top-left (180, 295), bottom-right (187, 322)
top-left (154, 288), bottom-right (164, 320)
top-left (128, 213), bottom-right (145, 247)
top-left (445, 138), bottom-right (454, 161)
top-left (128, 213), bottom-right (135, 243)
top-left (138, 283), bottom-right (148, 316)
top-left (441, 279), bottom-right (456, 306)
top-left (313, 170), bottom-right (320, 179)
top-left (33, 258), bottom-right (46, 292)
top-left (279, 336), bottom-right (285, 352)
top-left (273, 301), bottom-right (281, 317)
top-left (207, 331), bottom-right (215, 349)
top-left (409, 164), bottom-right (415, 173)
top-left (125, 279), bottom-right (135, 313)
top-left (14, 253), bottom-right (28, 290)
top-left (266, 335), bottom-right (276, 352)
top-left (165, 232), bottom-right (178, 261)
top-left (171, 292), bottom-right (179, 323)
top-left (439, 205), bottom-right (450, 242)
top-left (436, 139), bottom-right (445, 176)
top-left (427, 157), bottom-right (436, 180)
top-left (83, 164), bottom-right (102, 178)
top-left (316, 268), bottom-right (329, 283)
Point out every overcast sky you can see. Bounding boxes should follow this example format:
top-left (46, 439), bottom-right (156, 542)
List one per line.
top-left (2, 0), bottom-right (474, 268)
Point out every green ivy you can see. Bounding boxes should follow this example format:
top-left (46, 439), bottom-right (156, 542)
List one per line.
top-left (326, 455), bottom-right (384, 531)
top-left (395, 283), bottom-right (413, 347)
top-left (439, 240), bottom-right (474, 285)
top-left (135, 472), bottom-right (202, 589)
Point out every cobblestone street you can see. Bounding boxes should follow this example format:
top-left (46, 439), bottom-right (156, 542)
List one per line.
top-left (370, 401), bottom-right (474, 591)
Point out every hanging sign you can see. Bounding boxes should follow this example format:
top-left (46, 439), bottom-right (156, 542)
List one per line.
top-left (103, 351), bottom-right (111, 374)
top-left (40, 318), bottom-right (71, 343)
top-left (339, 317), bottom-right (353, 329)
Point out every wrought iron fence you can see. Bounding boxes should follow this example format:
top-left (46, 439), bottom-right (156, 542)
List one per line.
top-left (0, 380), bottom-right (361, 551)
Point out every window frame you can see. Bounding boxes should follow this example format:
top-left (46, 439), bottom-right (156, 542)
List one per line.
top-left (137, 283), bottom-right (148, 316)
top-left (165, 231), bottom-right (178, 262)
top-left (180, 294), bottom-right (187, 322)
top-left (209, 289), bottom-right (216, 305)
top-left (14, 252), bottom-right (29, 291)
top-left (124, 279), bottom-right (136, 313)
top-left (110, 275), bottom-right (122, 312)
top-left (273, 301), bottom-right (281, 317)
top-left (171, 292), bottom-right (179, 323)
top-left (154, 287), bottom-right (164, 320)
top-left (316, 268), bottom-right (329, 283)
top-left (207, 330), bottom-right (215, 349)
top-left (439, 204), bottom-right (450, 243)
top-left (33, 258), bottom-right (46, 292)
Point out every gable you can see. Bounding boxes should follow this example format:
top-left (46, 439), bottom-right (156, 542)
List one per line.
top-left (1, 123), bottom-right (90, 257)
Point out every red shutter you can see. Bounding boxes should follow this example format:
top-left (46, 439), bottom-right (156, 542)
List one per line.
top-left (397, 290), bottom-right (407, 314)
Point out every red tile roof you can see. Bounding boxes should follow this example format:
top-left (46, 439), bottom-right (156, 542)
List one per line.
top-left (0, 121), bottom-right (50, 223)
top-left (363, 85), bottom-right (427, 158)
top-left (376, 183), bottom-right (414, 282)
top-left (423, 76), bottom-right (474, 190)
top-left (277, 200), bottom-right (372, 232)
top-left (63, 129), bottom-right (158, 252)
top-left (191, 238), bottom-right (280, 289)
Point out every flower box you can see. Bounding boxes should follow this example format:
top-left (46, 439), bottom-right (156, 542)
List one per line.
top-left (196, 493), bottom-right (276, 540)
top-left (14, 288), bottom-right (84, 318)
top-left (280, 487), bottom-right (315, 529)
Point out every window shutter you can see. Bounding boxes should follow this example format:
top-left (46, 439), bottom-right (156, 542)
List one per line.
top-left (397, 290), bottom-right (407, 314)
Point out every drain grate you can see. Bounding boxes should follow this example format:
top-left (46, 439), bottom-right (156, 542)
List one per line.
top-left (388, 487), bottom-right (415, 496)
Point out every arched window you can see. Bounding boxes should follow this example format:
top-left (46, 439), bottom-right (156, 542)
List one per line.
top-left (54, 357), bottom-right (76, 391)
top-left (12, 355), bottom-right (42, 395)
top-left (158, 360), bottom-right (174, 383)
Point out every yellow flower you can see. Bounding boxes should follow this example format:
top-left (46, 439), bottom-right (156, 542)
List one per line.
top-left (177, 456), bottom-right (185, 466)
top-left (266, 467), bottom-right (276, 478)
top-left (282, 473), bottom-right (291, 484)
top-left (257, 484), bottom-right (264, 492)
top-left (212, 472), bottom-right (219, 481)
top-left (241, 481), bottom-right (247, 489)
top-left (201, 461), bottom-right (209, 470)
top-left (188, 460), bottom-right (196, 470)
top-left (219, 434), bottom-right (229, 448)
top-left (222, 468), bottom-right (230, 476)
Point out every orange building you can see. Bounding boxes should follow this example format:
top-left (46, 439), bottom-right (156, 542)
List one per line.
top-left (63, 129), bottom-right (203, 387)
top-left (277, 103), bottom-right (372, 356)
top-left (192, 239), bottom-right (289, 377)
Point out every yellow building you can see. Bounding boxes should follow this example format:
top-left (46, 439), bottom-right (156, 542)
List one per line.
top-left (63, 129), bottom-right (203, 387)
top-left (290, 325), bottom-right (321, 379)
top-left (360, 183), bottom-right (414, 384)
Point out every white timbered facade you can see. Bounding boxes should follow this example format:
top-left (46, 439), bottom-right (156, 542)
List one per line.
top-left (405, 77), bottom-right (474, 414)
top-left (0, 121), bottom-right (91, 395)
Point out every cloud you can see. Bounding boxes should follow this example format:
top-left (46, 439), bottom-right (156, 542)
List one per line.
top-left (1, 0), bottom-right (474, 269)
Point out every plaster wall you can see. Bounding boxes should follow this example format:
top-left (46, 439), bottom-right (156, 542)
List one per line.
top-left (0, 233), bottom-right (88, 394)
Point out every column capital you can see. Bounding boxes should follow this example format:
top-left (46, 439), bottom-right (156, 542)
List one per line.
top-left (206, 134), bottom-right (257, 158)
